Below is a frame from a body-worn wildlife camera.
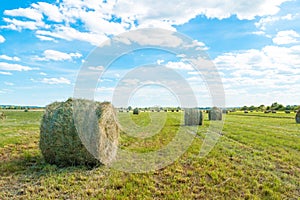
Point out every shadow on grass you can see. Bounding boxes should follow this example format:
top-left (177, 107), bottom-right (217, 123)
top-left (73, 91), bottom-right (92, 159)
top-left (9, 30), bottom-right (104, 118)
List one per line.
top-left (0, 152), bottom-right (101, 179)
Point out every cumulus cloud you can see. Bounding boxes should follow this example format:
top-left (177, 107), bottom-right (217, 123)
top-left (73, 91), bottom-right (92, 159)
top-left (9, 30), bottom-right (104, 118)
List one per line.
top-left (2, 18), bottom-right (47, 30)
top-left (4, 7), bottom-right (43, 21)
top-left (0, 62), bottom-right (37, 71)
top-left (2, 0), bottom-right (290, 45)
top-left (213, 45), bottom-right (300, 95)
top-left (41, 77), bottom-right (71, 85)
top-left (0, 55), bottom-right (20, 61)
top-left (0, 35), bottom-right (5, 43)
top-left (32, 2), bottom-right (64, 23)
top-left (255, 14), bottom-right (295, 31)
top-left (34, 50), bottom-right (82, 61)
top-left (272, 30), bottom-right (300, 45)
top-left (36, 26), bottom-right (109, 46)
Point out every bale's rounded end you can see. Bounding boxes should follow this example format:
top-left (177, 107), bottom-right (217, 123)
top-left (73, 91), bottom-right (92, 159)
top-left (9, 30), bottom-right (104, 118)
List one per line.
top-left (208, 107), bottom-right (222, 121)
top-left (39, 99), bottom-right (119, 167)
top-left (296, 110), bottom-right (300, 124)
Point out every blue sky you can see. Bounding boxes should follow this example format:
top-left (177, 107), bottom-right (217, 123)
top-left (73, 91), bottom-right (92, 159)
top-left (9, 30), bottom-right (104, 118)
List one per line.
top-left (0, 0), bottom-right (300, 107)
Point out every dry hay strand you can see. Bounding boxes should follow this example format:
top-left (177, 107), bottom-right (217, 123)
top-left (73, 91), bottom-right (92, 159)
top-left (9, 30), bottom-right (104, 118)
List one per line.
top-left (208, 107), bottom-right (222, 121)
top-left (39, 98), bottom-right (119, 167)
top-left (296, 110), bottom-right (300, 124)
top-left (184, 108), bottom-right (203, 126)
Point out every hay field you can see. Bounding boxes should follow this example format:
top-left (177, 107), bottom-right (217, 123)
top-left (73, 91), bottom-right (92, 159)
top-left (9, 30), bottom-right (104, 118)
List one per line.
top-left (0, 110), bottom-right (299, 199)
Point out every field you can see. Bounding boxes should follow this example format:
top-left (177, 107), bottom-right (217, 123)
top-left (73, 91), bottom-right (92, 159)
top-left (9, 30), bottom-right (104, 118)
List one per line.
top-left (0, 110), bottom-right (299, 199)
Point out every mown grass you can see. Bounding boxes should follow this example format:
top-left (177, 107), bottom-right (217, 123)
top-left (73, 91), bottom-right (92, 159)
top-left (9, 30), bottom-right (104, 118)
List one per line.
top-left (0, 110), bottom-right (299, 199)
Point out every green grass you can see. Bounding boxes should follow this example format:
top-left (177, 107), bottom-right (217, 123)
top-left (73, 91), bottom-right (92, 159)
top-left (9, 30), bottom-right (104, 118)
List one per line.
top-left (0, 110), bottom-right (299, 199)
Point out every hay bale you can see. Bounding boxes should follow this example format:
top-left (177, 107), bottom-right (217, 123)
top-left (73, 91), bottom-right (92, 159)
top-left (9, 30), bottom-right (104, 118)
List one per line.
top-left (0, 112), bottom-right (6, 120)
top-left (222, 109), bottom-right (228, 114)
top-left (272, 110), bottom-right (277, 113)
top-left (264, 110), bottom-right (271, 113)
top-left (39, 98), bottom-right (119, 167)
top-left (244, 110), bottom-right (249, 113)
top-left (184, 108), bottom-right (203, 126)
top-left (296, 110), bottom-right (300, 124)
top-left (133, 108), bottom-right (139, 115)
top-left (208, 107), bottom-right (222, 120)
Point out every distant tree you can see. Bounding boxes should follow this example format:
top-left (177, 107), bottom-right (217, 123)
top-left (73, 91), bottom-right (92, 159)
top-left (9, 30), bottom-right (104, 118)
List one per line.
top-left (128, 106), bottom-right (132, 111)
top-left (241, 106), bottom-right (248, 111)
top-left (249, 105), bottom-right (256, 111)
top-left (258, 105), bottom-right (265, 111)
top-left (276, 104), bottom-right (285, 111)
top-left (286, 105), bottom-right (291, 110)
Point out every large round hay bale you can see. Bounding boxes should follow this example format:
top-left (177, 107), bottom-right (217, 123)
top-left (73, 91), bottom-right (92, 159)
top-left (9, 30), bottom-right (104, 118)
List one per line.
top-left (296, 110), bottom-right (300, 124)
top-left (208, 107), bottom-right (222, 121)
top-left (39, 98), bottom-right (119, 167)
top-left (184, 108), bottom-right (203, 126)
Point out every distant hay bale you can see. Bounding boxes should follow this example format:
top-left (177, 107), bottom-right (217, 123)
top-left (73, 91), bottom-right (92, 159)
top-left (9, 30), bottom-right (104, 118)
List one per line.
top-left (184, 108), bottom-right (203, 126)
top-left (296, 110), bottom-right (300, 124)
top-left (0, 112), bottom-right (6, 120)
top-left (39, 98), bottom-right (119, 167)
top-left (208, 107), bottom-right (222, 121)
top-left (264, 110), bottom-right (271, 113)
top-left (244, 110), bottom-right (249, 113)
top-left (272, 110), bottom-right (277, 113)
top-left (222, 109), bottom-right (228, 114)
top-left (133, 108), bottom-right (139, 115)
top-left (285, 110), bottom-right (291, 114)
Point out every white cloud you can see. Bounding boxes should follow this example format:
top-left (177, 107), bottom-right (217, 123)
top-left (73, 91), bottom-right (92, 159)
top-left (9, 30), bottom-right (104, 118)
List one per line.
top-left (0, 35), bottom-right (5, 43)
top-left (36, 26), bottom-right (109, 46)
top-left (2, 17), bottom-right (46, 30)
top-left (2, 0), bottom-right (290, 46)
top-left (39, 72), bottom-right (47, 76)
top-left (157, 59), bottom-right (164, 65)
top-left (4, 7), bottom-right (43, 21)
top-left (255, 14), bottom-right (295, 31)
top-left (36, 35), bottom-right (55, 41)
top-left (0, 55), bottom-right (20, 61)
top-left (165, 61), bottom-right (193, 70)
top-left (34, 50), bottom-right (82, 61)
top-left (214, 45), bottom-right (300, 97)
top-left (0, 62), bottom-right (37, 71)
top-left (88, 66), bottom-right (104, 71)
top-left (272, 30), bottom-right (300, 45)
top-left (32, 2), bottom-right (64, 23)
top-left (0, 71), bottom-right (12, 75)
top-left (4, 82), bottom-right (14, 86)
top-left (41, 77), bottom-right (71, 85)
